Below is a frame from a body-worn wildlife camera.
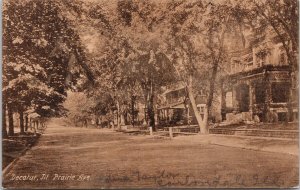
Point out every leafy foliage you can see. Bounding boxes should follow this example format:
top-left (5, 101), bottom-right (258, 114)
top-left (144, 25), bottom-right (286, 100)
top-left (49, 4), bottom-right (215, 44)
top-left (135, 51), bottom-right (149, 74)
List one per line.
top-left (3, 0), bottom-right (92, 117)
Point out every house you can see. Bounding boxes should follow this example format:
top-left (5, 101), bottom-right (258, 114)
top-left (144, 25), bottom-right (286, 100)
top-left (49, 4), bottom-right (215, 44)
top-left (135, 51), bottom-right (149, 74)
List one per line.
top-left (157, 82), bottom-right (207, 126)
top-left (221, 30), bottom-right (298, 123)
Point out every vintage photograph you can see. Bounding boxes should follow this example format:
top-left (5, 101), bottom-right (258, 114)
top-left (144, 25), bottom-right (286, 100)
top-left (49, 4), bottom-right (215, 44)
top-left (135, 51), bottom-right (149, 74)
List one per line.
top-left (2, 0), bottom-right (299, 189)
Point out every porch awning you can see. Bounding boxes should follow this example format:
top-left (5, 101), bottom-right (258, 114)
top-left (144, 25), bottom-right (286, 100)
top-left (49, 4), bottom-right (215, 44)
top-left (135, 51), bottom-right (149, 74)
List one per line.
top-left (158, 101), bottom-right (186, 109)
top-left (172, 103), bottom-right (185, 109)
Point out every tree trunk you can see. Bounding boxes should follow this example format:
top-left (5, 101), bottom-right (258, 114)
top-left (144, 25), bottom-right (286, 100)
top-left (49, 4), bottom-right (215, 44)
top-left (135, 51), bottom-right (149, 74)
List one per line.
top-left (146, 80), bottom-right (156, 131)
top-left (131, 95), bottom-right (135, 126)
top-left (116, 100), bottom-right (121, 130)
top-left (147, 91), bottom-right (155, 131)
top-left (124, 112), bottom-right (128, 125)
top-left (19, 110), bottom-right (25, 135)
top-left (144, 94), bottom-right (148, 125)
top-left (207, 62), bottom-right (218, 114)
top-left (286, 75), bottom-right (294, 122)
top-left (2, 104), bottom-right (8, 138)
top-left (25, 115), bottom-right (29, 131)
top-left (187, 75), bottom-right (208, 134)
top-left (204, 61), bottom-right (219, 128)
top-left (284, 46), bottom-right (296, 123)
top-left (8, 105), bottom-right (14, 136)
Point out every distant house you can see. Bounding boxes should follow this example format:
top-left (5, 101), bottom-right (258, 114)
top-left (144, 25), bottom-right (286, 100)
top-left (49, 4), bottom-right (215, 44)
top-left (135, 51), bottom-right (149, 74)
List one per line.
top-left (157, 82), bottom-right (207, 126)
top-left (221, 30), bottom-right (298, 123)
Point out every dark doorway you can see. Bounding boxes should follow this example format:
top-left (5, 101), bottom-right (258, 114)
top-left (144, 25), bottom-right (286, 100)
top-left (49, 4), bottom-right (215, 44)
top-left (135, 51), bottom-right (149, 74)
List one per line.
top-left (255, 83), bottom-right (266, 104)
top-left (237, 84), bottom-right (250, 112)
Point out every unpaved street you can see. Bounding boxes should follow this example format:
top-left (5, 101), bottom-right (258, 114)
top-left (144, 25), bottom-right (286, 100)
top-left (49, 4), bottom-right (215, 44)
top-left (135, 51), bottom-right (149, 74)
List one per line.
top-left (3, 119), bottom-right (298, 189)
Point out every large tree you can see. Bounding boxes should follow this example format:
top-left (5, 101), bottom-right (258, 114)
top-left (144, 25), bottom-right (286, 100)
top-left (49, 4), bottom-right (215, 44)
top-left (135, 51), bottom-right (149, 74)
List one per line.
top-left (74, 0), bottom-right (243, 133)
top-left (3, 0), bottom-right (93, 136)
top-left (150, 1), bottom-right (244, 133)
top-left (74, 0), bottom-right (178, 131)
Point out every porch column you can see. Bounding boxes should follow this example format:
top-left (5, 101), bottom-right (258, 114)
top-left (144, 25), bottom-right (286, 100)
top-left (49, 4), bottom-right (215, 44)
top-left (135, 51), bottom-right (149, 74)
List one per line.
top-left (155, 111), bottom-right (158, 125)
top-left (232, 86), bottom-right (239, 113)
top-left (166, 109), bottom-right (169, 122)
top-left (264, 73), bottom-right (272, 122)
top-left (158, 110), bottom-right (161, 122)
top-left (265, 80), bottom-right (272, 111)
top-left (120, 114), bottom-right (125, 126)
top-left (186, 107), bottom-right (190, 125)
top-left (220, 81), bottom-right (226, 121)
top-left (249, 84), bottom-right (254, 119)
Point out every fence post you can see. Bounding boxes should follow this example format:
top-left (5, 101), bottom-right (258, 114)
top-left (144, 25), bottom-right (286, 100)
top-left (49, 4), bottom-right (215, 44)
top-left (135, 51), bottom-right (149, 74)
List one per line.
top-left (149, 127), bottom-right (153, 136)
top-left (169, 127), bottom-right (173, 139)
top-left (33, 121), bottom-right (37, 136)
top-left (36, 120), bottom-right (39, 130)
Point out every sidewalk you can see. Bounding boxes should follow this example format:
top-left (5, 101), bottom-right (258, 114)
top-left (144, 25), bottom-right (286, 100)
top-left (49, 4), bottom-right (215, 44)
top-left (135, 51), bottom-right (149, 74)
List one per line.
top-left (175, 134), bottom-right (299, 156)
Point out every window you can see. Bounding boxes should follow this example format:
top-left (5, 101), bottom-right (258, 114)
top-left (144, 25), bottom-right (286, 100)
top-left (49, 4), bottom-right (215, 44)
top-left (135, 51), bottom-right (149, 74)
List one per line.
top-left (255, 49), bottom-right (268, 67)
top-left (199, 89), bottom-right (204, 95)
top-left (198, 106), bottom-right (204, 113)
top-left (258, 56), bottom-right (266, 67)
top-left (197, 104), bottom-right (206, 113)
top-left (278, 112), bottom-right (287, 122)
top-left (231, 59), bottom-right (241, 73)
top-left (235, 60), bottom-right (241, 72)
top-left (271, 83), bottom-right (289, 103)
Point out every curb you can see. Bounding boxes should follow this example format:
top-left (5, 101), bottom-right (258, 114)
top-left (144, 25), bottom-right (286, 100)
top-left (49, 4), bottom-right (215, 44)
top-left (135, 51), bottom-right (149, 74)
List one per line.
top-left (2, 146), bottom-right (30, 177)
top-left (2, 133), bottom-right (43, 177)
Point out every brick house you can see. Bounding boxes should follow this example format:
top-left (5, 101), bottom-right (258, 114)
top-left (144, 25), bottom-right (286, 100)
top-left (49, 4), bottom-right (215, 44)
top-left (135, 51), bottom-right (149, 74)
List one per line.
top-left (221, 30), bottom-right (298, 123)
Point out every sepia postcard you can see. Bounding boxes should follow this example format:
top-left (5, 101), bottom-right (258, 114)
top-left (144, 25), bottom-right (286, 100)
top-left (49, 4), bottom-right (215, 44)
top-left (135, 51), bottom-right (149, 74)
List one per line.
top-left (2, 0), bottom-right (299, 189)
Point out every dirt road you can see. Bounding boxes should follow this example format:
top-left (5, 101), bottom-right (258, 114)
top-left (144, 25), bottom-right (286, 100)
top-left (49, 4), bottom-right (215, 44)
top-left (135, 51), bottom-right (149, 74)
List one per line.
top-left (3, 119), bottom-right (298, 189)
